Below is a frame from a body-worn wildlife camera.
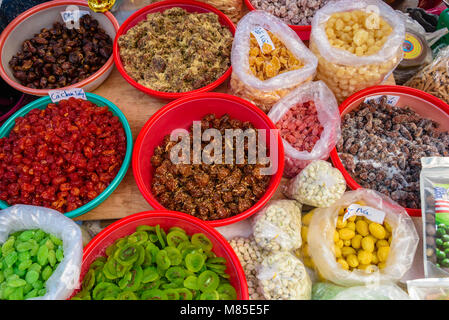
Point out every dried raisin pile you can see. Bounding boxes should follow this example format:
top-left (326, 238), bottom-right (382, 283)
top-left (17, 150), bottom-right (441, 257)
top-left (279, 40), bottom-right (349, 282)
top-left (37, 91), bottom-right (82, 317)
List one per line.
top-left (275, 100), bottom-right (323, 152)
top-left (151, 114), bottom-right (271, 221)
top-left (0, 98), bottom-right (127, 213)
top-left (337, 96), bottom-right (449, 209)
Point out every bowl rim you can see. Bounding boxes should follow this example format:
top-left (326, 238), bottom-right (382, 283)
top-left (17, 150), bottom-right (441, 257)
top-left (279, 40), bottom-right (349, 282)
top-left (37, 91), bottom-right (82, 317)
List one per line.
top-left (132, 92), bottom-right (285, 227)
top-left (0, 92), bottom-right (133, 219)
top-left (113, 0), bottom-right (236, 100)
top-left (80, 210), bottom-right (249, 300)
top-left (243, 0), bottom-right (312, 31)
top-left (329, 85), bottom-right (449, 217)
top-left (0, 0), bottom-right (119, 96)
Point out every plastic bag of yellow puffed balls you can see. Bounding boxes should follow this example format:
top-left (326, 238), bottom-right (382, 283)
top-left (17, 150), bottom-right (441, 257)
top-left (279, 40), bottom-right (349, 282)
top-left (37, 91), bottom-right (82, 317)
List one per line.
top-left (309, 0), bottom-right (405, 103)
top-left (229, 10), bottom-right (318, 113)
top-left (307, 189), bottom-right (419, 287)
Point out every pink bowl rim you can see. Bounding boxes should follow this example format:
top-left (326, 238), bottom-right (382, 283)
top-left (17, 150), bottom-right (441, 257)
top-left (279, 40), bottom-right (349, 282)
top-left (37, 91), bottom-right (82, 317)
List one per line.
top-left (0, 0), bottom-right (120, 96)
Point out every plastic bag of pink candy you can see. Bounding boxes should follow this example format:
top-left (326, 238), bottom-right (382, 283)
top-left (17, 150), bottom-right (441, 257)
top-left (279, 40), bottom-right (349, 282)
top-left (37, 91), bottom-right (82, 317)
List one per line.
top-left (268, 80), bottom-right (340, 178)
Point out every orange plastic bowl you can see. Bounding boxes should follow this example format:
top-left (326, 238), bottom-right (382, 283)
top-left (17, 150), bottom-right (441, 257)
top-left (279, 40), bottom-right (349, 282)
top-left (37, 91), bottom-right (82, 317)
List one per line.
top-left (330, 85), bottom-right (449, 217)
top-left (132, 92), bottom-right (284, 227)
top-left (113, 0), bottom-right (236, 100)
top-left (74, 210), bottom-right (249, 300)
top-left (0, 0), bottom-right (119, 96)
top-left (243, 0), bottom-right (311, 41)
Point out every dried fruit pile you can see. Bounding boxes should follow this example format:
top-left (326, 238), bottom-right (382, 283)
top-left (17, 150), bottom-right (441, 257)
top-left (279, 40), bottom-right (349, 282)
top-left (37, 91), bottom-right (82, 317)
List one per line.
top-left (9, 15), bottom-right (112, 90)
top-left (275, 100), bottom-right (323, 152)
top-left (337, 96), bottom-right (449, 209)
top-left (0, 98), bottom-right (126, 213)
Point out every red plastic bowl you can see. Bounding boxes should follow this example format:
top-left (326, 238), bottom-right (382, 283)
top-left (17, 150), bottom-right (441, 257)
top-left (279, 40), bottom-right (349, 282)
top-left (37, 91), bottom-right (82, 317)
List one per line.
top-left (243, 0), bottom-right (311, 41)
top-left (113, 0), bottom-right (236, 100)
top-left (330, 85), bottom-right (449, 217)
top-left (74, 210), bottom-right (249, 300)
top-left (132, 92), bottom-right (284, 227)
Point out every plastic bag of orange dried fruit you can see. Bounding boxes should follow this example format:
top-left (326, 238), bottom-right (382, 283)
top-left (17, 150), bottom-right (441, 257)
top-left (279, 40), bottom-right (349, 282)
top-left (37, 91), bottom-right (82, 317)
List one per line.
top-left (267, 80), bottom-right (340, 178)
top-left (310, 0), bottom-right (405, 103)
top-left (229, 11), bottom-right (318, 113)
top-left (307, 189), bottom-right (419, 287)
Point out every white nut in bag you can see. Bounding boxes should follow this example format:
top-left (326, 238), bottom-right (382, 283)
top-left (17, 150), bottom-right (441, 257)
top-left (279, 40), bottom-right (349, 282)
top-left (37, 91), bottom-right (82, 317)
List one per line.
top-left (285, 160), bottom-right (346, 208)
top-left (252, 199), bottom-right (302, 252)
top-left (257, 251), bottom-right (312, 300)
top-left (0, 205), bottom-right (83, 300)
top-left (229, 10), bottom-right (318, 113)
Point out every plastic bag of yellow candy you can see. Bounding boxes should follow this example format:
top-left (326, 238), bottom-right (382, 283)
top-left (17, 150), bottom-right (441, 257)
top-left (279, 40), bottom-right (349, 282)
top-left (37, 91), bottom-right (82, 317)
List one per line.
top-left (309, 0), bottom-right (405, 103)
top-left (307, 189), bottom-right (419, 287)
top-left (229, 11), bottom-right (318, 113)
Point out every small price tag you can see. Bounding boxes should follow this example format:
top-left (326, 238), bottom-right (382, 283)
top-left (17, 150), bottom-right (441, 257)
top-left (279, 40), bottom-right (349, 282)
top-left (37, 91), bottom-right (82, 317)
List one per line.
top-left (49, 88), bottom-right (87, 103)
top-left (60, 10), bottom-right (90, 25)
top-left (343, 204), bottom-right (386, 224)
top-left (251, 26), bottom-right (275, 53)
top-left (364, 95), bottom-right (400, 106)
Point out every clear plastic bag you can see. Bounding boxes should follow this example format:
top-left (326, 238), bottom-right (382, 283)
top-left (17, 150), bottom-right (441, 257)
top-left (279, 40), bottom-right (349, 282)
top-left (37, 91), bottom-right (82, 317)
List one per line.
top-left (310, 0), bottom-right (405, 103)
top-left (0, 205), bottom-right (83, 300)
top-left (285, 160), bottom-right (346, 207)
top-left (257, 251), bottom-right (312, 300)
top-left (405, 46), bottom-right (449, 105)
top-left (308, 189), bottom-right (419, 287)
top-left (419, 157), bottom-right (449, 278)
top-left (252, 200), bottom-right (302, 252)
top-left (229, 10), bottom-right (318, 113)
top-left (312, 282), bottom-right (410, 300)
top-left (407, 278), bottom-right (449, 300)
top-left (267, 81), bottom-right (340, 177)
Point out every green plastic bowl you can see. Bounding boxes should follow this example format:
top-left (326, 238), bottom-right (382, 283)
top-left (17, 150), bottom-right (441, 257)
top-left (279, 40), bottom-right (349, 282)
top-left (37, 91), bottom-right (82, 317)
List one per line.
top-left (0, 93), bottom-right (133, 219)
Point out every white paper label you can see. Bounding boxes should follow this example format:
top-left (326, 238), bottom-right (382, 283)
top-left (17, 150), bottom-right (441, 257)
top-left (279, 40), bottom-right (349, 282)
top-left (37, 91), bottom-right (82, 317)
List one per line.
top-left (364, 95), bottom-right (400, 106)
top-left (61, 10), bottom-right (90, 25)
top-left (49, 88), bottom-right (87, 102)
top-left (343, 204), bottom-right (386, 224)
top-left (251, 26), bottom-right (275, 53)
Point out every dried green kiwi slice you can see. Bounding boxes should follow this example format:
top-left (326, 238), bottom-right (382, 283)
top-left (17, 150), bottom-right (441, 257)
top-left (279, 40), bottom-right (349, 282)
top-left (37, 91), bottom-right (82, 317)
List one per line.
top-left (198, 270), bottom-right (219, 292)
top-left (136, 225), bottom-right (155, 233)
top-left (207, 257), bottom-right (227, 265)
top-left (200, 290), bottom-right (219, 300)
top-left (145, 242), bottom-right (160, 262)
top-left (140, 279), bottom-right (162, 291)
top-left (191, 233), bottom-right (213, 252)
top-left (177, 288), bottom-right (193, 300)
top-left (117, 291), bottom-right (138, 300)
top-left (164, 247), bottom-right (182, 266)
top-left (114, 243), bottom-right (140, 266)
top-left (141, 288), bottom-right (163, 300)
top-left (166, 231), bottom-right (189, 248)
top-left (163, 288), bottom-right (179, 300)
top-left (206, 263), bottom-right (227, 274)
top-left (183, 275), bottom-right (199, 290)
top-left (149, 234), bottom-right (159, 243)
top-left (142, 266), bottom-right (159, 283)
top-left (168, 227), bottom-right (187, 234)
top-left (115, 238), bottom-right (128, 248)
top-left (92, 282), bottom-right (120, 300)
top-left (118, 266), bottom-right (143, 291)
top-left (82, 269), bottom-right (96, 291)
top-left (134, 244), bottom-right (146, 266)
top-left (128, 231), bottom-right (149, 245)
top-left (217, 283), bottom-right (237, 300)
top-left (105, 243), bottom-right (117, 257)
top-left (156, 250), bottom-right (171, 270)
top-left (103, 258), bottom-right (129, 279)
top-left (155, 225), bottom-right (166, 248)
top-left (185, 252), bottom-right (205, 273)
top-left (165, 266), bottom-right (186, 285)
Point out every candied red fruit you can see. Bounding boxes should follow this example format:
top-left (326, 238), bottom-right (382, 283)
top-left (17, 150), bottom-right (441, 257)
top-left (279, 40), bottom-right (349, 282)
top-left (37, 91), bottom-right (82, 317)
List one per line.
top-left (0, 98), bottom-right (126, 213)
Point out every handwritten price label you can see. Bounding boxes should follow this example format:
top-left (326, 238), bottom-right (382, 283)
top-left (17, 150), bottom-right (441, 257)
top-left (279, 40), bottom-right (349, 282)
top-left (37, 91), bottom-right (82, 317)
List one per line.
top-left (343, 204), bottom-right (386, 224)
top-left (49, 88), bottom-right (87, 103)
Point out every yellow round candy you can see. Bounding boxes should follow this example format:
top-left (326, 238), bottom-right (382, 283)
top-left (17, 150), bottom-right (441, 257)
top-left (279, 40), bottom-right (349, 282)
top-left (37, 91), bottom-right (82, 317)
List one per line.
top-left (357, 250), bottom-right (372, 265)
top-left (369, 223), bottom-right (386, 239)
top-left (334, 230), bottom-right (340, 243)
top-left (347, 254), bottom-right (359, 268)
top-left (339, 228), bottom-right (355, 240)
top-left (361, 236), bottom-right (375, 253)
top-left (341, 246), bottom-right (356, 257)
top-left (334, 245), bottom-right (342, 258)
top-left (377, 246), bottom-right (390, 262)
top-left (351, 234), bottom-right (363, 249)
top-left (337, 258), bottom-right (349, 270)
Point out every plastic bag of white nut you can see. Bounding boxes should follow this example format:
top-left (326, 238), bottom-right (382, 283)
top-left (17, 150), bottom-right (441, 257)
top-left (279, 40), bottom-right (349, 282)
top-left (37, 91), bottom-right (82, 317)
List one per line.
top-left (285, 160), bottom-right (346, 208)
top-left (257, 251), bottom-right (312, 300)
top-left (309, 0), bottom-right (405, 103)
top-left (267, 81), bottom-right (341, 177)
top-left (229, 10), bottom-right (318, 113)
top-left (252, 199), bottom-right (303, 252)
